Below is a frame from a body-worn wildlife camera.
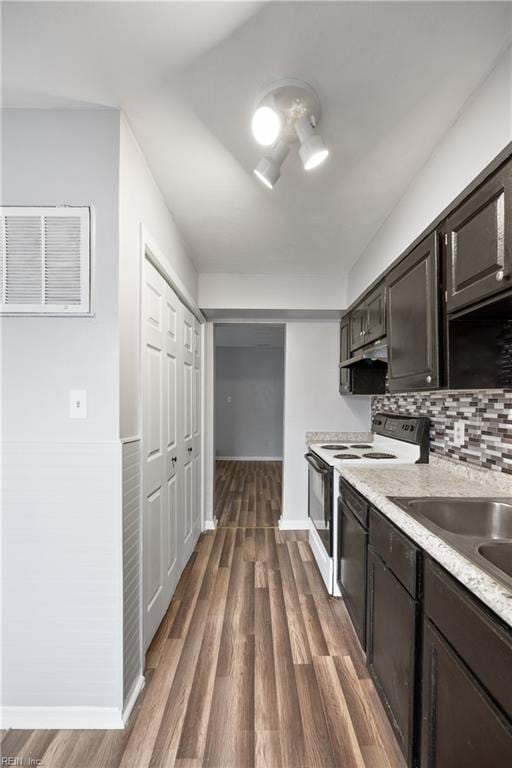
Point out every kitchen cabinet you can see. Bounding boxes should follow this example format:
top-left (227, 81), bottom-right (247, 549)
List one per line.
top-left (421, 559), bottom-right (512, 767)
top-left (365, 282), bottom-right (387, 344)
top-left (338, 481), bottom-right (369, 648)
top-left (339, 317), bottom-right (351, 394)
top-left (446, 159), bottom-right (512, 313)
top-left (387, 231), bottom-right (439, 391)
top-left (367, 510), bottom-right (420, 767)
top-left (349, 281), bottom-right (386, 351)
top-left (350, 300), bottom-right (367, 350)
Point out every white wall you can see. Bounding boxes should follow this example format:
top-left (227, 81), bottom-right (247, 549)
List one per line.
top-left (199, 272), bottom-right (347, 311)
top-left (348, 45), bottom-right (512, 303)
top-left (119, 116), bottom-right (199, 440)
top-left (282, 322), bottom-right (371, 525)
top-left (1, 109), bottom-right (124, 723)
top-left (215, 346), bottom-right (284, 458)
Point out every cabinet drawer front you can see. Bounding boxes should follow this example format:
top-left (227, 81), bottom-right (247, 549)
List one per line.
top-left (369, 508), bottom-right (419, 597)
top-left (425, 559), bottom-right (512, 718)
top-left (447, 161), bottom-right (512, 313)
top-left (340, 479), bottom-right (368, 527)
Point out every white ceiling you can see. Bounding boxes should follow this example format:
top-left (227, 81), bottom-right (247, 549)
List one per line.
top-left (3, 1), bottom-right (512, 277)
top-left (215, 323), bottom-right (285, 347)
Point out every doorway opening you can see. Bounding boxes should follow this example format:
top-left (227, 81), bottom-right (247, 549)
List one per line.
top-left (214, 323), bottom-right (285, 528)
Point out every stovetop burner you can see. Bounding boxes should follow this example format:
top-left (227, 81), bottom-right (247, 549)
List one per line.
top-left (362, 452), bottom-right (397, 459)
top-left (321, 444), bottom-right (348, 450)
top-left (350, 444), bottom-right (372, 449)
top-left (334, 453), bottom-right (361, 459)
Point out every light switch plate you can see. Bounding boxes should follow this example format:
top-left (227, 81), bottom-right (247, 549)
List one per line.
top-left (69, 389), bottom-right (87, 419)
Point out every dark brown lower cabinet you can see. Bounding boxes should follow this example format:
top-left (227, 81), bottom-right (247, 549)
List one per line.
top-left (338, 500), bottom-right (367, 648)
top-left (367, 546), bottom-right (419, 767)
top-left (421, 620), bottom-right (512, 768)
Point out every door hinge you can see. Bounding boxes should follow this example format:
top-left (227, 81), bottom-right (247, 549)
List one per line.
top-left (444, 290), bottom-right (448, 303)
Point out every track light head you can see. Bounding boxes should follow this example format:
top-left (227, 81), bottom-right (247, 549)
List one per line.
top-left (295, 115), bottom-right (329, 171)
top-left (253, 141), bottom-right (290, 189)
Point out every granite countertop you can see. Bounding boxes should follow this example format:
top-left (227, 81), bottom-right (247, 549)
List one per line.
top-left (336, 455), bottom-right (512, 628)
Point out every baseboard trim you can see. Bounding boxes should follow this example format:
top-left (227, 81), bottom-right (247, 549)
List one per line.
top-left (122, 674), bottom-right (145, 724)
top-left (0, 705), bottom-right (125, 730)
top-left (278, 518), bottom-right (311, 531)
top-left (203, 518), bottom-right (217, 531)
top-left (216, 456), bottom-right (283, 461)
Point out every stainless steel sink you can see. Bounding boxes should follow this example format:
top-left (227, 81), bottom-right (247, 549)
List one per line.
top-left (389, 496), bottom-right (512, 589)
top-left (403, 498), bottom-right (512, 539)
top-left (478, 541), bottom-right (512, 579)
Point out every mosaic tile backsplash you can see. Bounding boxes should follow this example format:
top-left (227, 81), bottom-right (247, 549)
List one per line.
top-left (372, 390), bottom-right (512, 475)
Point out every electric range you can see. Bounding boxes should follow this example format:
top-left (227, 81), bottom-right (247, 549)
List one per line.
top-left (305, 412), bottom-right (430, 594)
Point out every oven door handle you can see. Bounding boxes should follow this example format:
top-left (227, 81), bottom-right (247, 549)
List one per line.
top-left (304, 453), bottom-right (329, 474)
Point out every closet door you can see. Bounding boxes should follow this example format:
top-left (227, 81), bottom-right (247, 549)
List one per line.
top-left (192, 318), bottom-right (201, 538)
top-left (142, 259), bottom-right (181, 650)
top-left (142, 260), bottom-right (167, 649)
top-left (181, 304), bottom-right (195, 563)
top-left (162, 278), bottom-right (180, 607)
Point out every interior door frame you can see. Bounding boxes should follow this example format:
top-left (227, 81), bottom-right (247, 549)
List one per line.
top-left (203, 319), bottom-right (287, 529)
top-left (139, 225), bottom-right (205, 653)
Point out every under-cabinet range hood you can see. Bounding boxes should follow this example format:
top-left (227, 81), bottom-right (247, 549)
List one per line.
top-left (340, 339), bottom-right (388, 368)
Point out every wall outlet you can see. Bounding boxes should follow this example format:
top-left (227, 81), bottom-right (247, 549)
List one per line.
top-left (69, 389), bottom-right (87, 419)
top-left (453, 420), bottom-right (465, 447)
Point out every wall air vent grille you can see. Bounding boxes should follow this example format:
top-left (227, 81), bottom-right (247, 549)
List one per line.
top-left (0, 206), bottom-right (91, 315)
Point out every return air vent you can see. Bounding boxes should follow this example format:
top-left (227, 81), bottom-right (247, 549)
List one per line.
top-left (0, 206), bottom-right (91, 314)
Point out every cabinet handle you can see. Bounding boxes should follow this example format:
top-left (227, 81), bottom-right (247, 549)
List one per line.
top-left (360, 331), bottom-right (364, 336)
top-left (188, 447), bottom-right (193, 453)
top-left (171, 456), bottom-right (177, 464)
top-left (426, 375), bottom-right (432, 384)
top-left (496, 269), bottom-right (504, 282)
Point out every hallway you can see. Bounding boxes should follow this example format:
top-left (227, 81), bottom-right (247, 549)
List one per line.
top-left (215, 460), bottom-right (282, 528)
top-left (1, 521), bottom-right (405, 768)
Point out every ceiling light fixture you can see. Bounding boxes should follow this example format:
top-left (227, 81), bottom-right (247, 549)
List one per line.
top-left (254, 140), bottom-right (290, 189)
top-left (251, 78), bottom-right (329, 188)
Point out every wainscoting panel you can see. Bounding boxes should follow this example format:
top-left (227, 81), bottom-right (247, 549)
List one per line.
top-left (122, 439), bottom-right (142, 708)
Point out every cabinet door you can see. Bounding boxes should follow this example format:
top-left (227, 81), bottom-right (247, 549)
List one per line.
top-left (421, 620), bottom-right (512, 768)
top-left (338, 503), bottom-right (367, 648)
top-left (446, 161), bottom-right (512, 313)
top-left (339, 318), bottom-right (351, 394)
top-left (350, 302), bottom-right (367, 350)
top-left (367, 548), bottom-right (418, 766)
top-left (365, 282), bottom-right (386, 344)
top-left (387, 231), bottom-right (439, 391)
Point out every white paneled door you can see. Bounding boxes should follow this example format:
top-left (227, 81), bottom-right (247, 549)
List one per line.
top-left (142, 258), bottom-right (200, 650)
top-left (181, 305), bottom-right (195, 565)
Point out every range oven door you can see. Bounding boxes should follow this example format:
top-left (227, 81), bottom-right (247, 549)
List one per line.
top-left (305, 452), bottom-right (333, 556)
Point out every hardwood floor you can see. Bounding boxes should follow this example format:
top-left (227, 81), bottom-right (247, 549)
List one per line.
top-left (1, 524), bottom-right (406, 768)
top-left (215, 460), bottom-right (282, 527)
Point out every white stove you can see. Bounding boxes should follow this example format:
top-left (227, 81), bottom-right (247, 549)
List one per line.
top-left (306, 413), bottom-right (430, 595)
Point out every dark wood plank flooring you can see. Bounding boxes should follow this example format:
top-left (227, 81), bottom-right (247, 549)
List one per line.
top-left (215, 460), bottom-right (281, 527)
top-left (1, 462), bottom-right (405, 768)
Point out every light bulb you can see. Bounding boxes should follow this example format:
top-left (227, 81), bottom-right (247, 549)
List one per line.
top-left (251, 106), bottom-right (282, 147)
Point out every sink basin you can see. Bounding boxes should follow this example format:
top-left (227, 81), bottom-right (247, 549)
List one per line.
top-left (478, 542), bottom-right (512, 579)
top-left (401, 499), bottom-right (512, 539)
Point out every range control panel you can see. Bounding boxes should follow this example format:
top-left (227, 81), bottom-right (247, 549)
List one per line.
top-left (372, 412), bottom-right (430, 447)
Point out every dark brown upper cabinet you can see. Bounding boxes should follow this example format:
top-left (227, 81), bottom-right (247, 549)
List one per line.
top-left (349, 281), bottom-right (386, 351)
top-left (446, 160), bottom-right (512, 313)
top-left (387, 231), bottom-right (439, 391)
top-left (339, 318), bottom-right (351, 394)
